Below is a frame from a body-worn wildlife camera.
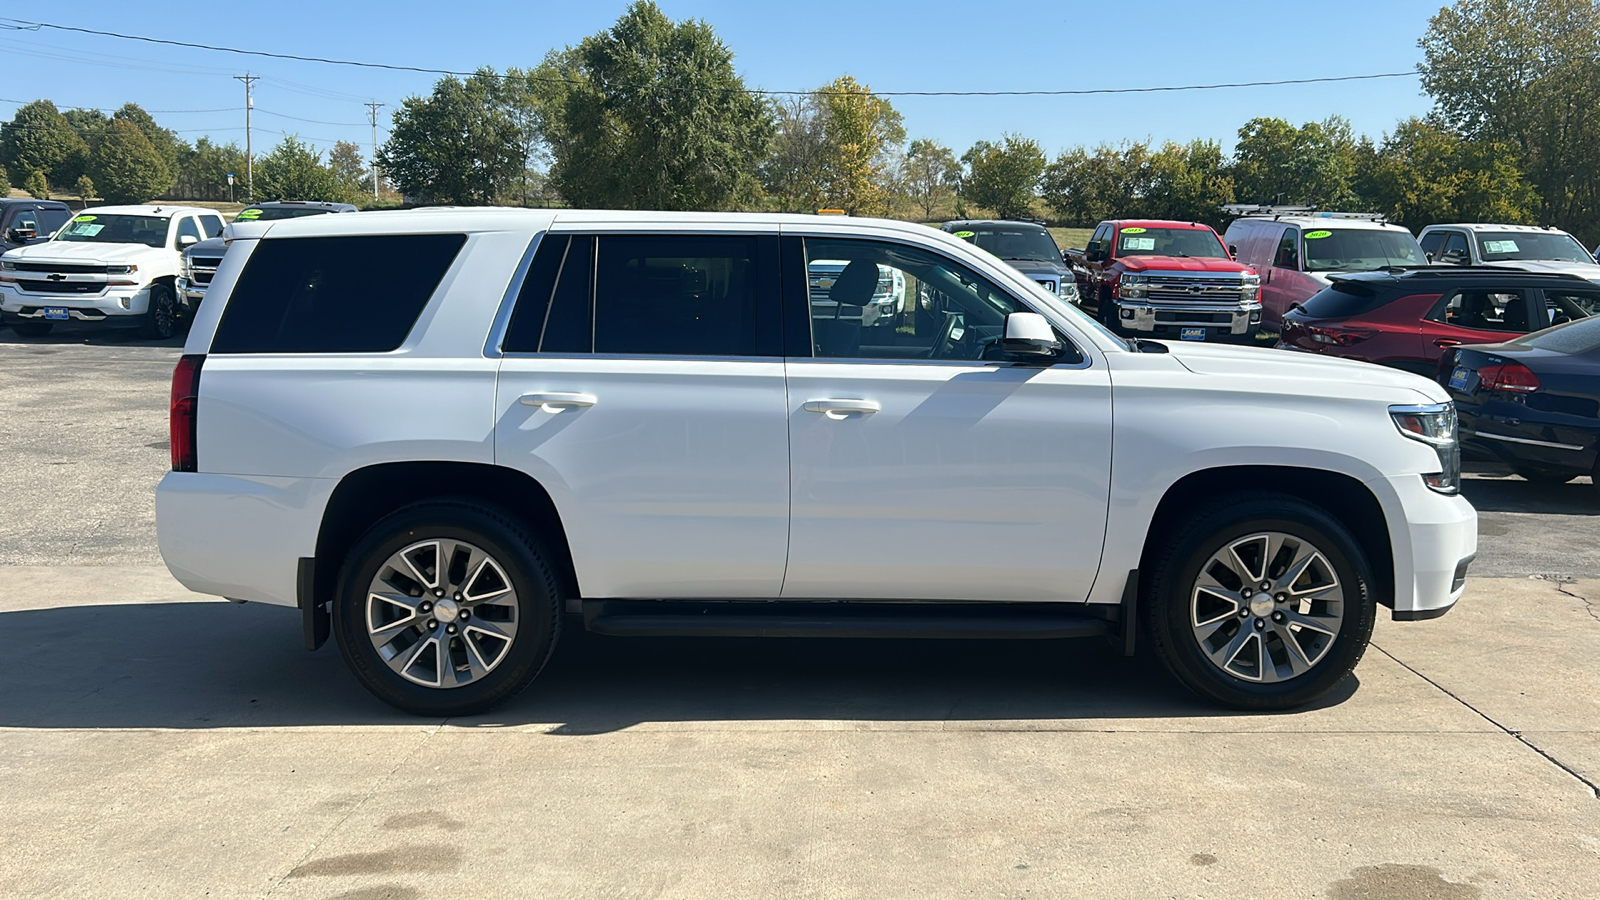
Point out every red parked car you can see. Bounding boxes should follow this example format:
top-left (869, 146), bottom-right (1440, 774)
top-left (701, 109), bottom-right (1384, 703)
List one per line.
top-left (1278, 268), bottom-right (1598, 375)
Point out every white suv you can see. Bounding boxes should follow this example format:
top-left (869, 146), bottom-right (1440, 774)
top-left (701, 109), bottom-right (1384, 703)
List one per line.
top-left (0, 204), bottom-right (224, 339)
top-left (155, 209), bottom-right (1477, 715)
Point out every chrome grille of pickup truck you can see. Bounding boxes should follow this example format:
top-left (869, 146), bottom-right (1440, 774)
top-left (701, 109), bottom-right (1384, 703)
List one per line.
top-left (1144, 275), bottom-right (1247, 303)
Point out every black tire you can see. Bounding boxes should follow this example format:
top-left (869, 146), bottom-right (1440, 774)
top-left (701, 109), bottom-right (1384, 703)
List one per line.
top-left (1142, 493), bottom-right (1376, 710)
top-left (12, 321), bottom-right (52, 337)
top-left (141, 282), bottom-right (178, 340)
top-left (333, 499), bottom-right (563, 716)
top-left (1513, 466), bottom-right (1576, 485)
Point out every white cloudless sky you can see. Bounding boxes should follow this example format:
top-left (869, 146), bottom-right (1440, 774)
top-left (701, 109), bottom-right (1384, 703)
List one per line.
top-left (0, 0), bottom-right (1447, 160)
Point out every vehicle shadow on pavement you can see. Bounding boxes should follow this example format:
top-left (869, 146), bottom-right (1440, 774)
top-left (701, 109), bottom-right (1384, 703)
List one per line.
top-left (0, 601), bottom-right (1357, 730)
top-left (1460, 473), bottom-right (1598, 515)
top-left (0, 328), bottom-right (186, 349)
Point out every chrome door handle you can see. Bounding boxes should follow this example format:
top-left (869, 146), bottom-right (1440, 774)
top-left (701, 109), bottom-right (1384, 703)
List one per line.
top-left (519, 392), bottom-right (597, 411)
top-left (803, 399), bottom-right (880, 419)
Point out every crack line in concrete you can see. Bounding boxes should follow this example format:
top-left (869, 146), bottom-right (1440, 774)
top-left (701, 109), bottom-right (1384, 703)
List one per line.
top-left (1551, 578), bottom-right (1600, 624)
top-left (1371, 643), bottom-right (1598, 800)
top-left (260, 720), bottom-right (447, 898)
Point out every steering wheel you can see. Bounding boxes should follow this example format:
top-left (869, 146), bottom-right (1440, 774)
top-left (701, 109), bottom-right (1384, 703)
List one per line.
top-left (929, 312), bottom-right (966, 360)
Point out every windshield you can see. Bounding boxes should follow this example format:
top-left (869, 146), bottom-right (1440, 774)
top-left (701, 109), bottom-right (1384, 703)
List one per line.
top-left (1476, 231), bottom-right (1593, 263)
top-left (955, 227), bottom-right (1064, 264)
top-left (236, 206), bottom-right (337, 222)
top-left (1302, 228), bottom-right (1423, 272)
top-left (53, 214), bottom-right (169, 248)
top-left (1115, 227), bottom-right (1227, 259)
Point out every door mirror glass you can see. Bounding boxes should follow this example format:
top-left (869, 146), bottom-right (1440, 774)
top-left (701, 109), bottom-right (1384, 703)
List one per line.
top-left (1227, 244), bottom-right (1239, 259)
top-left (1001, 311), bottom-right (1062, 360)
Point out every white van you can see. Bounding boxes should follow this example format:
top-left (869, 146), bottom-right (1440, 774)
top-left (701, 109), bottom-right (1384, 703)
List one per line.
top-left (1222, 207), bottom-right (1426, 332)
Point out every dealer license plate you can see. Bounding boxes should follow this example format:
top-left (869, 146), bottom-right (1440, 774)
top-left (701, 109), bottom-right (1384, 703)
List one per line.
top-left (42, 307), bottom-right (69, 321)
top-left (1448, 366), bottom-right (1471, 391)
top-left (1180, 327), bottom-right (1206, 341)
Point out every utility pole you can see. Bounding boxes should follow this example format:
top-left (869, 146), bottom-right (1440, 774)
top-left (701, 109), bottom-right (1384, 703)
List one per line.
top-left (365, 101), bottom-right (385, 203)
top-left (233, 73), bottom-right (260, 201)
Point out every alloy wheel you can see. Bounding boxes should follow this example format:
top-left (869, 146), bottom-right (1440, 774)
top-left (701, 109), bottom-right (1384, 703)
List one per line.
top-left (365, 538), bottom-right (520, 689)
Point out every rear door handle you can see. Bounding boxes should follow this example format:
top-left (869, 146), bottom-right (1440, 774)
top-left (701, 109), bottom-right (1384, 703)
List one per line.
top-left (519, 392), bottom-right (597, 411)
top-left (803, 399), bottom-right (880, 419)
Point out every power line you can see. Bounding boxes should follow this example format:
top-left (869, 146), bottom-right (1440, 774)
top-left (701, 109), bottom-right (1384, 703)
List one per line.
top-left (0, 16), bottom-right (1420, 98)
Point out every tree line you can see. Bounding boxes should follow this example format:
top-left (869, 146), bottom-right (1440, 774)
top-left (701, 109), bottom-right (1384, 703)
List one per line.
top-left (2, 0), bottom-right (1594, 245)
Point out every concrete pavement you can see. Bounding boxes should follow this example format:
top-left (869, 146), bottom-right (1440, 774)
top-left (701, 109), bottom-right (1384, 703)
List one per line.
top-left (3, 567), bottom-right (1596, 899)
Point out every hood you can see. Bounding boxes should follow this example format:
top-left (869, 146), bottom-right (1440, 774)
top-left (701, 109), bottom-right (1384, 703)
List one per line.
top-left (1001, 259), bottom-right (1070, 278)
top-left (1160, 340), bottom-right (1448, 404)
top-left (4, 241), bottom-right (168, 265)
top-left (1119, 255), bottom-right (1253, 274)
top-left (186, 237), bottom-right (227, 257)
top-left (1480, 259), bottom-right (1600, 282)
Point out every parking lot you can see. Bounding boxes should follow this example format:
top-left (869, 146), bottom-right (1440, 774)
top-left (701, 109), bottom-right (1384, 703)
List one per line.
top-left (4, 333), bottom-right (1599, 899)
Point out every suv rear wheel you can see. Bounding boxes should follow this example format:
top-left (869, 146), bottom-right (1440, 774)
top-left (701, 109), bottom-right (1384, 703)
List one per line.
top-left (333, 500), bottom-right (563, 716)
top-left (1143, 493), bottom-right (1376, 710)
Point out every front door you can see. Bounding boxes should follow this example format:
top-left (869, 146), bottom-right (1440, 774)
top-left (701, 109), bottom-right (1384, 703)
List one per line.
top-left (1422, 286), bottom-right (1542, 363)
top-left (781, 235), bottom-right (1112, 602)
top-left (494, 231), bottom-right (791, 599)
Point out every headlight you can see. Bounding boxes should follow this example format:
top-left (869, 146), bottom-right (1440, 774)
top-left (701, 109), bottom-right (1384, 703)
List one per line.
top-left (1118, 274), bottom-right (1147, 299)
top-left (1390, 403), bottom-right (1460, 494)
top-left (1240, 273), bottom-right (1260, 301)
top-left (1058, 281), bottom-right (1079, 303)
top-left (107, 265), bottom-right (136, 275)
top-left (0, 260), bottom-right (15, 270)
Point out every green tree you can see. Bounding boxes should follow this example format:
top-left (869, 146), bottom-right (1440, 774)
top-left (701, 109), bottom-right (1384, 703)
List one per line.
top-left (760, 96), bottom-right (829, 213)
top-left (1420, 0), bottom-right (1600, 241)
top-left (112, 103), bottom-right (184, 175)
top-left (1355, 117), bottom-right (1536, 226)
top-left (1042, 141), bottom-right (1152, 226)
top-left (810, 75), bottom-right (904, 216)
top-left (255, 135), bottom-right (343, 202)
top-left (379, 69), bottom-right (522, 205)
top-left (173, 138), bottom-right (247, 202)
top-left (493, 67), bottom-right (553, 206)
top-left (960, 135), bottom-right (1046, 220)
top-left (24, 169), bottom-right (49, 200)
top-left (90, 119), bottom-right (172, 204)
top-left (0, 164), bottom-right (9, 197)
top-left (57, 108), bottom-right (108, 185)
top-left (1231, 116), bottom-right (1359, 208)
top-left (542, 1), bottom-right (774, 210)
top-left (328, 140), bottom-right (367, 201)
top-left (75, 174), bottom-right (96, 203)
top-left (0, 100), bottom-right (88, 191)
top-left (902, 138), bottom-right (960, 220)
top-left (1141, 140), bottom-right (1235, 227)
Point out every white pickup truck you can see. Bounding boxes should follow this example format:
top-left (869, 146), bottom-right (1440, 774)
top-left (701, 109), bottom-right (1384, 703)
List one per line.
top-left (0, 204), bottom-right (224, 339)
top-left (1418, 223), bottom-right (1600, 282)
top-left (154, 209), bottom-right (1477, 716)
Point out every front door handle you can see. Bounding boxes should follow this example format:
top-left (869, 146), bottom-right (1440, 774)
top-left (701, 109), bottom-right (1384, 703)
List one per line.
top-left (519, 391), bottom-right (597, 411)
top-left (1433, 339), bottom-right (1461, 348)
top-left (803, 399), bottom-right (880, 419)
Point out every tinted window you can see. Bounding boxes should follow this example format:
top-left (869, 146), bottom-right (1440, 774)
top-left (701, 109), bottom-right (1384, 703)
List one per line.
top-left (1419, 232), bottom-right (1445, 258)
top-left (200, 215), bottom-right (225, 238)
top-left (1428, 288), bottom-right (1536, 333)
top-left (502, 234), bottom-right (593, 353)
top-left (593, 234), bottom-right (776, 356)
top-left (211, 234), bottom-right (466, 353)
top-left (1298, 282), bottom-right (1397, 319)
top-left (1274, 230), bottom-right (1300, 269)
top-left (804, 237), bottom-right (1078, 363)
top-left (1441, 231), bottom-right (1470, 263)
top-left (955, 226), bottom-right (1064, 264)
top-left (176, 217), bottom-right (202, 246)
top-left (37, 208), bottom-right (70, 234)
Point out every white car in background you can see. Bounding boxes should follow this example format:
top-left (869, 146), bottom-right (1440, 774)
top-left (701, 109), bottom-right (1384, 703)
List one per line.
top-left (154, 209), bottom-right (1476, 717)
top-left (1418, 223), bottom-right (1600, 283)
top-left (0, 205), bottom-right (224, 339)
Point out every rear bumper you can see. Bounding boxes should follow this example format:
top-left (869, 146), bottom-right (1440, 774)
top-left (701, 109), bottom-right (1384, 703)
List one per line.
top-left (1370, 473), bottom-right (1478, 620)
top-left (156, 471), bottom-right (335, 608)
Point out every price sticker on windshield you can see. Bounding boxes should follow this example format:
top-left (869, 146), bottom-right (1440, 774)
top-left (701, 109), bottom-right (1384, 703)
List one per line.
top-left (1304, 230), bottom-right (1333, 239)
top-left (67, 222), bottom-right (104, 236)
top-left (953, 230), bottom-right (974, 238)
top-left (1121, 227), bottom-right (1147, 234)
top-left (73, 215), bottom-right (97, 223)
top-left (237, 209), bottom-right (262, 220)
top-left (1484, 240), bottom-right (1519, 253)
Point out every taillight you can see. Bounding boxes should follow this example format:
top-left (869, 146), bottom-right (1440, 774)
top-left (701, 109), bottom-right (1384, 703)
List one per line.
top-left (1476, 361), bottom-right (1540, 393)
top-left (170, 354), bottom-right (205, 471)
top-left (1308, 325), bottom-right (1376, 346)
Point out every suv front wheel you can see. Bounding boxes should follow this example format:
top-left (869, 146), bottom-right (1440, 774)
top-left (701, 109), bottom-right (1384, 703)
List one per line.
top-left (333, 500), bottom-right (563, 716)
top-left (1143, 493), bottom-right (1376, 710)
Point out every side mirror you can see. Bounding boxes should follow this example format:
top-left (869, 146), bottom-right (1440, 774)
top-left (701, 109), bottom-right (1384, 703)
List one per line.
top-left (178, 234), bottom-right (199, 249)
top-left (1227, 244), bottom-right (1239, 259)
top-left (1425, 251), bottom-right (1434, 263)
top-left (8, 228), bottom-right (36, 243)
top-left (1085, 240), bottom-right (1105, 262)
top-left (1001, 312), bottom-right (1062, 361)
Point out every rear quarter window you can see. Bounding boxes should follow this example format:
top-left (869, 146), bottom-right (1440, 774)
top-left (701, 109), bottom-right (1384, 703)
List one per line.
top-left (210, 234), bottom-right (466, 353)
top-left (1298, 282), bottom-right (1404, 319)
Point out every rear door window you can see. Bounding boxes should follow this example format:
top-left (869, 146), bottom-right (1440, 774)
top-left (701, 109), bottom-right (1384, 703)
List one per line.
top-left (1428, 288), bottom-right (1539, 333)
top-left (211, 234), bottom-right (466, 353)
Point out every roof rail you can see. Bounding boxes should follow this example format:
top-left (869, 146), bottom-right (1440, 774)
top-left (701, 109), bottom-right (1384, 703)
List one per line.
top-left (1221, 203), bottom-right (1388, 224)
top-left (1335, 265), bottom-right (1591, 281)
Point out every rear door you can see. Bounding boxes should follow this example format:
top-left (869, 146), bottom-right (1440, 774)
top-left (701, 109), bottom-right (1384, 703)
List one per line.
top-left (780, 233), bottom-right (1112, 602)
top-left (493, 229), bottom-right (791, 599)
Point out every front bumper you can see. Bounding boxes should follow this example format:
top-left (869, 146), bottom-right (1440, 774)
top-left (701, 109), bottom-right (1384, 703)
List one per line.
top-left (1371, 473), bottom-right (1477, 620)
top-left (1113, 299), bottom-right (1262, 337)
top-left (1, 282), bottom-right (152, 324)
top-left (177, 277), bottom-right (208, 307)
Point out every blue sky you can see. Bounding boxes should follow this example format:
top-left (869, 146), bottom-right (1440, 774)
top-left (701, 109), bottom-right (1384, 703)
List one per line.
top-left (0, 1), bottom-right (1448, 162)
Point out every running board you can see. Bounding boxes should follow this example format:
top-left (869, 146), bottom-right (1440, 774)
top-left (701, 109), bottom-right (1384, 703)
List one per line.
top-left (581, 600), bottom-right (1115, 640)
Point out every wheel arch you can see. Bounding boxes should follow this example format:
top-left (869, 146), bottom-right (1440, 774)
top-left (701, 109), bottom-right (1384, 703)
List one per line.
top-left (1138, 466), bottom-right (1395, 609)
top-left (312, 461), bottom-right (580, 616)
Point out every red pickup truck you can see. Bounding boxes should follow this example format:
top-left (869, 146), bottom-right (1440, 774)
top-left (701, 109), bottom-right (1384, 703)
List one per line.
top-left (1065, 220), bottom-right (1263, 343)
